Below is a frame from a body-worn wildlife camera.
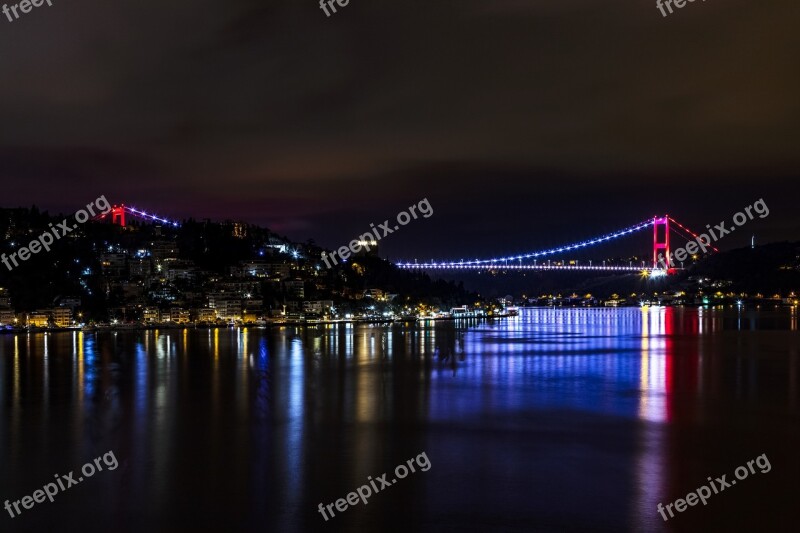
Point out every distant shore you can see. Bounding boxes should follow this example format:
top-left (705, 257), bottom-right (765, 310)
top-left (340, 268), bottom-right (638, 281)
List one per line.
top-left (0, 312), bottom-right (523, 334)
top-left (3, 303), bottom-right (798, 334)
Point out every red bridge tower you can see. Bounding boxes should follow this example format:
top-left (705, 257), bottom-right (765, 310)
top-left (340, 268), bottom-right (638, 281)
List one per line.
top-left (653, 215), bottom-right (670, 269)
top-left (111, 205), bottom-right (126, 227)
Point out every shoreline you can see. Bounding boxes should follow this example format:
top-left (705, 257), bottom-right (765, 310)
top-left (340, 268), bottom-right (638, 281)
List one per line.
top-left (0, 313), bottom-right (519, 334)
top-left (2, 303), bottom-right (796, 334)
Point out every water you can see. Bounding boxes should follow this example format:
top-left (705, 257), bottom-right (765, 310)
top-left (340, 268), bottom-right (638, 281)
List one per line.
top-left (1, 307), bottom-right (799, 532)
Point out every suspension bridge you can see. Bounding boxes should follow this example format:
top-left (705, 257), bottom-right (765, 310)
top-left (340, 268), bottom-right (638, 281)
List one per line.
top-left (94, 204), bottom-right (181, 227)
top-left (395, 215), bottom-right (717, 273)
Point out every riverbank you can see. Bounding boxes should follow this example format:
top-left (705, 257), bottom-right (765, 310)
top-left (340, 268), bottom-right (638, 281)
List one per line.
top-left (0, 312), bottom-right (521, 334)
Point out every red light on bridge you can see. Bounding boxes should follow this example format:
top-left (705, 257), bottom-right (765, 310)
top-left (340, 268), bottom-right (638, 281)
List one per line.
top-left (111, 205), bottom-right (126, 227)
top-left (653, 215), bottom-right (669, 269)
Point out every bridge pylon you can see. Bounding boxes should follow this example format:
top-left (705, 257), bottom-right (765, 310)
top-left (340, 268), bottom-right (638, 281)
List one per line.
top-left (111, 205), bottom-right (126, 227)
top-left (653, 215), bottom-right (669, 269)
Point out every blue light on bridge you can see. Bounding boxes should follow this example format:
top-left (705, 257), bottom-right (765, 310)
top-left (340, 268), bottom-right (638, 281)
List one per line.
top-left (397, 218), bottom-right (657, 271)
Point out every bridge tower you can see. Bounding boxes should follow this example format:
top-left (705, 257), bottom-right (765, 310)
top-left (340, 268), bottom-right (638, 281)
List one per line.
top-left (111, 205), bottom-right (126, 227)
top-left (653, 215), bottom-right (669, 269)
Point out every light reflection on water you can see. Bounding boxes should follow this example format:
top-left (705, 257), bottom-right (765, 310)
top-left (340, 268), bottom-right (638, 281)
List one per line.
top-left (0, 307), bottom-right (798, 532)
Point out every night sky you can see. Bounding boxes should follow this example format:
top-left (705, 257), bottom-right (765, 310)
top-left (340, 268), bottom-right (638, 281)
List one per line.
top-left (1, 0), bottom-right (798, 261)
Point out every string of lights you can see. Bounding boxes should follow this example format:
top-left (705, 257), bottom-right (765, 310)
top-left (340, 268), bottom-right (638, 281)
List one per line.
top-left (401, 264), bottom-right (650, 272)
top-left (92, 205), bottom-right (181, 227)
top-left (396, 218), bottom-right (656, 269)
top-left (668, 216), bottom-right (719, 252)
top-left (124, 206), bottom-right (180, 227)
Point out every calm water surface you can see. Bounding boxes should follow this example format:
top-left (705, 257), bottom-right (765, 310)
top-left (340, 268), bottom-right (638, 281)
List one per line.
top-left (1, 307), bottom-right (799, 532)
